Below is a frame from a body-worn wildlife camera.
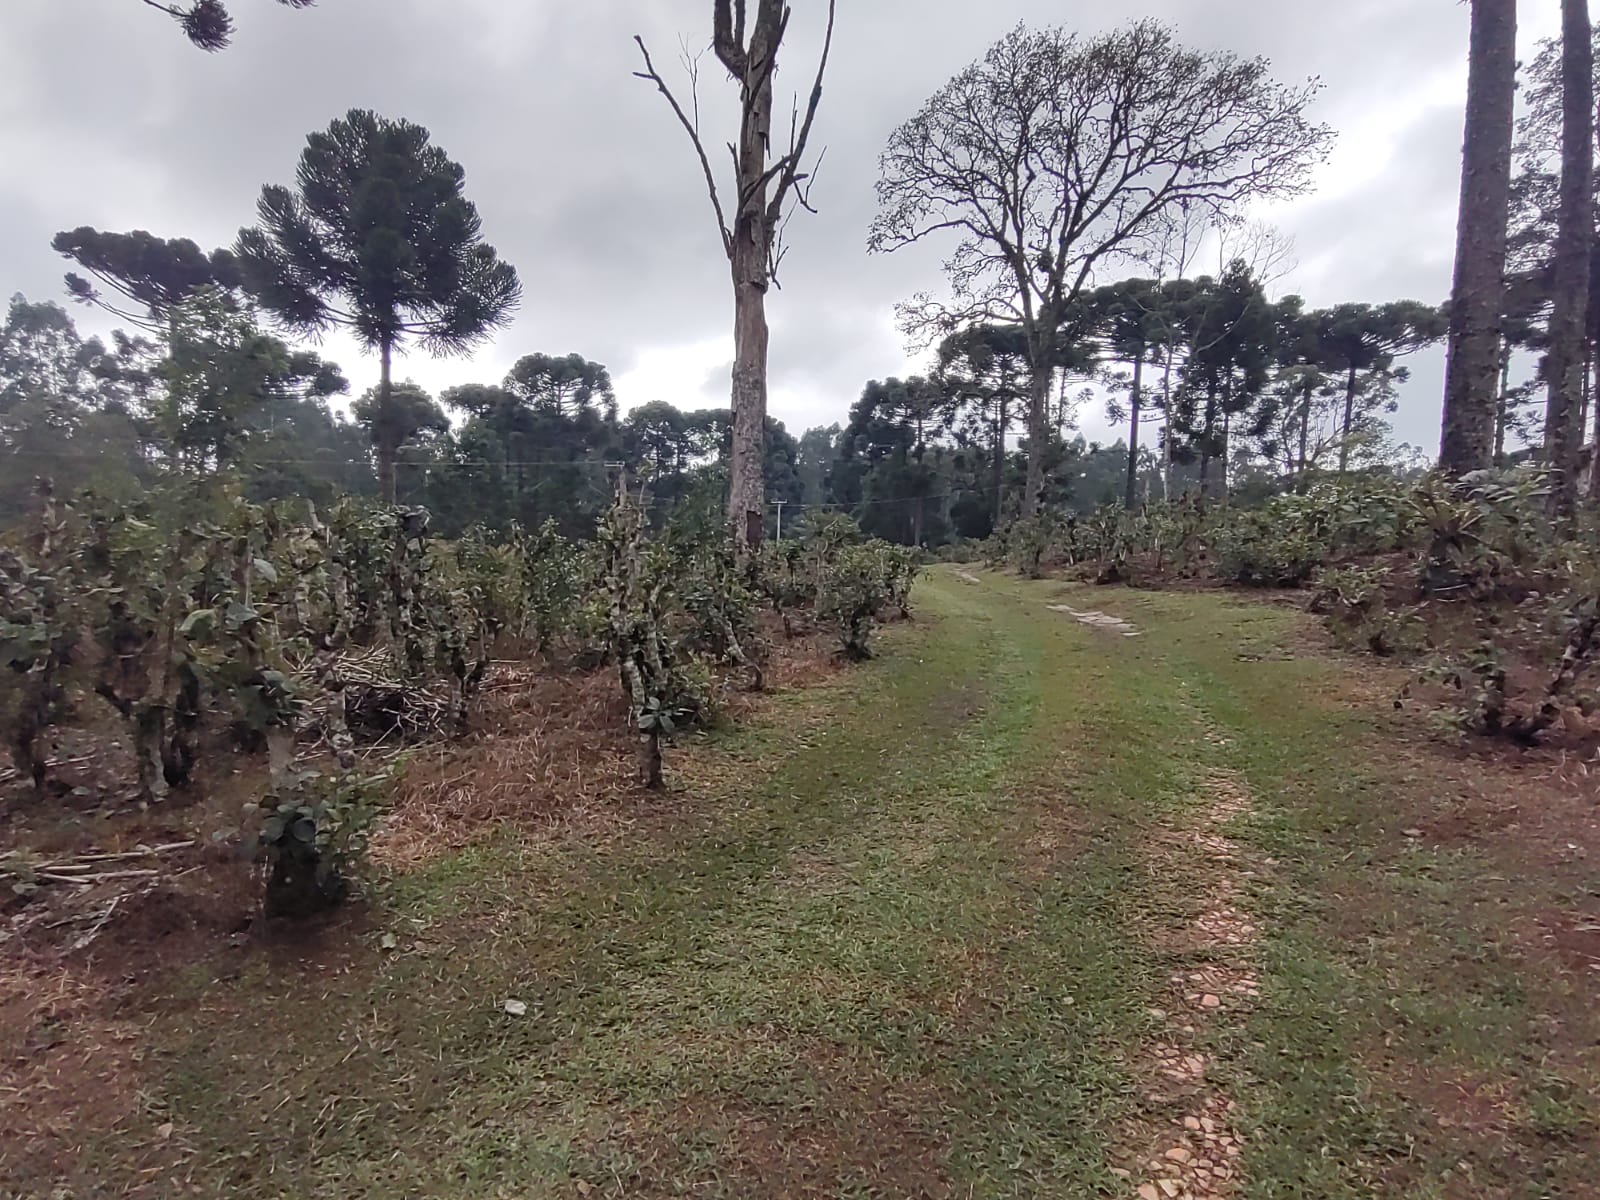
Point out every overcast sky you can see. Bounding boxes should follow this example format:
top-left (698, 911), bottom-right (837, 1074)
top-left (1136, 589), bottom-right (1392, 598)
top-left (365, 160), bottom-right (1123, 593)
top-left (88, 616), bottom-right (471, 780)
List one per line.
top-left (0, 1), bottom-right (1562, 451)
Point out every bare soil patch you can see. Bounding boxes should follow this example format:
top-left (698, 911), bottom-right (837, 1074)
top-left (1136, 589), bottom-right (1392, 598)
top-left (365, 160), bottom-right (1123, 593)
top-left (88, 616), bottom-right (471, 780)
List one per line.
top-left (598, 1038), bottom-right (952, 1200)
top-left (1048, 603), bottom-right (1142, 637)
top-left (1122, 770), bottom-right (1260, 1200)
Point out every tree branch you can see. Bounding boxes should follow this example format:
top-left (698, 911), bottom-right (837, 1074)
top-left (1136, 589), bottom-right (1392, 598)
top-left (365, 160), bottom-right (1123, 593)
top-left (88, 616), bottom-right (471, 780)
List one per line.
top-left (633, 36), bottom-right (735, 260)
top-left (765, 0), bottom-right (836, 228)
top-left (713, 0), bottom-right (748, 77)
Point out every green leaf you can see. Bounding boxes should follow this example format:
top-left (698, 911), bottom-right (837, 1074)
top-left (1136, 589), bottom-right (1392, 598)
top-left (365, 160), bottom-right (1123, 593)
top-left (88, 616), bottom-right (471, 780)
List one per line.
top-left (224, 601), bottom-right (261, 632)
top-left (179, 609), bottom-right (216, 638)
top-left (252, 558), bottom-right (279, 584)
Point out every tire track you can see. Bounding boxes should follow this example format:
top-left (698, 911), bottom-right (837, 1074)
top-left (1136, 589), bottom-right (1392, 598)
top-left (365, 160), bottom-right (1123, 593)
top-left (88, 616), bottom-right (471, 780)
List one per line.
top-left (1121, 770), bottom-right (1258, 1200)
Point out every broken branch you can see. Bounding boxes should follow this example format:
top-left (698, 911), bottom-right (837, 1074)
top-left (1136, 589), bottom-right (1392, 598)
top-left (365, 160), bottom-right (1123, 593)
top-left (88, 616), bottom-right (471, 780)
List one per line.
top-left (633, 35), bottom-right (735, 260)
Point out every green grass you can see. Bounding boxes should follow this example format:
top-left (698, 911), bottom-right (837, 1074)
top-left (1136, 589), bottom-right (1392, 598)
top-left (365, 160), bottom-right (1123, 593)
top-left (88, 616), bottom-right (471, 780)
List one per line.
top-left (30, 567), bottom-right (1600, 1198)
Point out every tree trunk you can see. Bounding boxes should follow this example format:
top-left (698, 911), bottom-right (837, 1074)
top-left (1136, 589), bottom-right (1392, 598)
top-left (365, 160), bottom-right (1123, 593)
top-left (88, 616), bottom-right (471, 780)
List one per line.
top-left (1440, 0), bottom-right (1517, 476)
top-left (1124, 355), bottom-right (1143, 510)
top-left (376, 337), bottom-right (398, 504)
top-left (1198, 386), bottom-right (1219, 498)
top-left (264, 842), bottom-right (347, 919)
top-left (1220, 408), bottom-right (1232, 499)
top-left (992, 392), bottom-right (1008, 526)
top-left (1543, 0), bottom-right (1594, 519)
top-left (724, 10), bottom-right (781, 556)
top-left (1590, 333), bottom-right (1600, 502)
top-left (640, 729), bottom-right (664, 790)
top-left (1159, 347), bottom-right (1177, 500)
top-left (1023, 355), bottom-right (1053, 516)
top-left (1580, 342), bottom-right (1592, 441)
top-left (1494, 337), bottom-right (1511, 467)
top-left (1338, 364), bottom-right (1359, 474)
top-left (133, 705), bottom-right (170, 804)
top-left (1295, 380), bottom-right (1313, 490)
top-left (728, 259), bottom-right (769, 553)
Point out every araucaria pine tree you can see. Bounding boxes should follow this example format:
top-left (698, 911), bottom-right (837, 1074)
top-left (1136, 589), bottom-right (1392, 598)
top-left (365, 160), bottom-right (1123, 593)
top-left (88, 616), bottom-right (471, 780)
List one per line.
top-left (235, 109), bottom-right (521, 503)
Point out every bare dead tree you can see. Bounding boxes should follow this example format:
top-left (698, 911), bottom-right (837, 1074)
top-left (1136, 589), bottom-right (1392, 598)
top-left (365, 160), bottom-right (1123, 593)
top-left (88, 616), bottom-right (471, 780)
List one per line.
top-left (869, 20), bottom-right (1332, 516)
top-left (1215, 221), bottom-right (1299, 292)
top-left (634, 1), bottom-right (837, 555)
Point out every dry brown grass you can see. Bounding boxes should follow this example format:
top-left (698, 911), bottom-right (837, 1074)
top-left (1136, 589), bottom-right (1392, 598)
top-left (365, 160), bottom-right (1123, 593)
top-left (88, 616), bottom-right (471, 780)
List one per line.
top-left (0, 952), bottom-right (180, 1191)
top-left (375, 664), bottom-right (634, 870)
top-left (375, 626), bottom-right (847, 871)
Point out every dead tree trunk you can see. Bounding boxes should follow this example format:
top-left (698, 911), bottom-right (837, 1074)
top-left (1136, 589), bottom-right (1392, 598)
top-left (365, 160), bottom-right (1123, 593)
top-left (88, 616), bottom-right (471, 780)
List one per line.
top-left (1440, 0), bottom-right (1517, 475)
top-left (724, 6), bottom-right (780, 555)
top-left (730, 237), bottom-right (771, 554)
top-left (635, 0), bottom-right (837, 557)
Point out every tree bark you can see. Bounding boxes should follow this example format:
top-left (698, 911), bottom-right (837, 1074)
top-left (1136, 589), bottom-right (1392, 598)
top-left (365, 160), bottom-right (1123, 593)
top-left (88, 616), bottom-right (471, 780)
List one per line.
top-left (1023, 353), bottom-right (1054, 515)
top-left (1494, 337), bottom-right (1511, 467)
top-left (376, 337), bottom-right (397, 504)
top-left (640, 729), bottom-right (664, 790)
top-left (1590, 335), bottom-right (1600, 501)
top-left (1159, 346), bottom-right (1177, 500)
top-left (1543, 0), bottom-right (1594, 518)
top-left (1124, 354), bottom-right (1143, 510)
top-left (1580, 342), bottom-right (1592, 442)
top-left (1440, 0), bottom-right (1517, 476)
top-left (1295, 379), bottom-right (1313, 490)
top-left (1198, 386), bottom-right (1219, 498)
top-left (723, 4), bottom-right (783, 555)
top-left (1338, 363), bottom-right (1359, 474)
top-left (992, 392), bottom-right (1008, 526)
top-left (1220, 408), bottom-right (1232, 499)
top-left (728, 255), bottom-right (770, 553)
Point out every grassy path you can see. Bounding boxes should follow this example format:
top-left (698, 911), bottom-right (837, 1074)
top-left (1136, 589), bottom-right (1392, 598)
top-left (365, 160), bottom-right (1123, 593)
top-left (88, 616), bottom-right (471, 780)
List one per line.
top-left (58, 567), bottom-right (1599, 1198)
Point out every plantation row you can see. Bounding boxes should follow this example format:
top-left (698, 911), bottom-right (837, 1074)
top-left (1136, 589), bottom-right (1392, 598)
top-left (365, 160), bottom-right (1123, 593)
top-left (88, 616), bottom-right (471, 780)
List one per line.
top-left (0, 480), bottom-right (917, 913)
top-left (975, 469), bottom-right (1600, 743)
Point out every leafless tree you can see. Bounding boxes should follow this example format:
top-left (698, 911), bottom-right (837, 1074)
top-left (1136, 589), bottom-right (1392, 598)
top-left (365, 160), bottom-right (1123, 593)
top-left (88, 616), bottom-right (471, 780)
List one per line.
top-left (634, 1), bottom-right (836, 554)
top-left (1215, 221), bottom-right (1299, 293)
top-left (869, 20), bottom-right (1332, 515)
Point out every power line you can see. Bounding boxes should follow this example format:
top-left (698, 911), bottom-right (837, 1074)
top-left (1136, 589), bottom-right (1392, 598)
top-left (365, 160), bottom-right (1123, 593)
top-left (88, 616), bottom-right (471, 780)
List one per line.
top-left (0, 448), bottom-right (633, 469)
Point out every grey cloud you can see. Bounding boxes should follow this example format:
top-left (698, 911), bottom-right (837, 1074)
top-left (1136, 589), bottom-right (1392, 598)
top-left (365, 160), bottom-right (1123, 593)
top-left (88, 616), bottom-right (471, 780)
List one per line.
top-left (0, 0), bottom-right (1543, 451)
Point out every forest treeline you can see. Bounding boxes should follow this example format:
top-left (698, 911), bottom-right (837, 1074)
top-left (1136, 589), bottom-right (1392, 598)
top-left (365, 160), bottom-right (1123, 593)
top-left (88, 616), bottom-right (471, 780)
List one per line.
top-left (0, 271), bottom-right (1453, 548)
top-left (1, 14), bottom-right (1594, 551)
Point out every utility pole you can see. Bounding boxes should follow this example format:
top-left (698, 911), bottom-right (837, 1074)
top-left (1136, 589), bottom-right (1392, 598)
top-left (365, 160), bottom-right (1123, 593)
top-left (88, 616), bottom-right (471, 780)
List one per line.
top-left (773, 499), bottom-right (787, 541)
